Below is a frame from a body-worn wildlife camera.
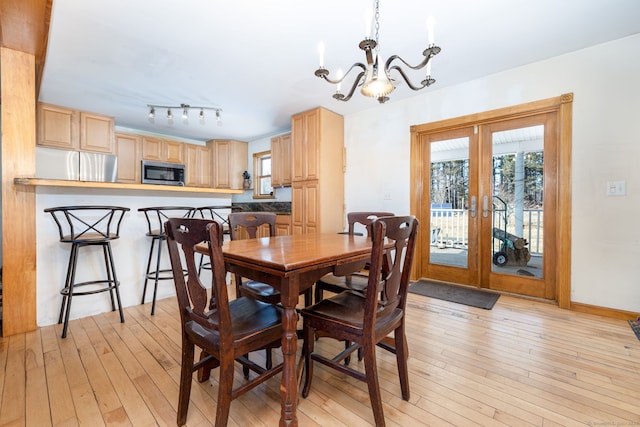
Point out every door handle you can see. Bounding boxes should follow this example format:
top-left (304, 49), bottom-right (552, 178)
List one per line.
top-left (470, 196), bottom-right (476, 218)
top-left (482, 195), bottom-right (489, 218)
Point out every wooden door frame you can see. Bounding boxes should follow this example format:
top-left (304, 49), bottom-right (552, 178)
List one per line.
top-left (410, 93), bottom-right (573, 308)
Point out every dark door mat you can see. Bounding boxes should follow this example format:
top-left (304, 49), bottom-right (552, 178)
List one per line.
top-left (628, 320), bottom-right (640, 341)
top-left (409, 280), bottom-right (500, 309)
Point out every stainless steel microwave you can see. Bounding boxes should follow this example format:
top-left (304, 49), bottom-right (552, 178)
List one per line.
top-left (141, 160), bottom-right (186, 186)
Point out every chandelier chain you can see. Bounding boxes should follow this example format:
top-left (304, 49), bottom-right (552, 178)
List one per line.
top-left (374, 0), bottom-right (380, 48)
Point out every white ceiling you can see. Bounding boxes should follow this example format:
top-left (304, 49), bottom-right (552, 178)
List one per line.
top-left (38, 0), bottom-right (640, 142)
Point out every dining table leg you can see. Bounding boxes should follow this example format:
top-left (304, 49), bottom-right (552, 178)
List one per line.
top-left (279, 275), bottom-right (298, 427)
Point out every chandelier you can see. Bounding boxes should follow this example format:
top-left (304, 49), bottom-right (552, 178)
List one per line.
top-left (147, 103), bottom-right (223, 126)
top-left (314, 0), bottom-right (441, 103)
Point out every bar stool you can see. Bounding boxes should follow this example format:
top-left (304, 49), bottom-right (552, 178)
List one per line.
top-left (139, 206), bottom-right (194, 315)
top-left (44, 206), bottom-right (130, 338)
top-left (191, 205), bottom-right (239, 274)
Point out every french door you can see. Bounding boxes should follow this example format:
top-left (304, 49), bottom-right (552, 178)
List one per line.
top-left (411, 95), bottom-right (571, 300)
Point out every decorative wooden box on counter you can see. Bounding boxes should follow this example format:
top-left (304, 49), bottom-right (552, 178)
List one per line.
top-left (13, 178), bottom-right (244, 195)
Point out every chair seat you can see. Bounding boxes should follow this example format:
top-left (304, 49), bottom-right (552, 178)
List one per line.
top-left (187, 297), bottom-right (283, 347)
top-left (61, 232), bottom-right (120, 243)
top-left (239, 280), bottom-right (281, 302)
top-left (316, 272), bottom-right (370, 293)
top-left (302, 290), bottom-right (403, 337)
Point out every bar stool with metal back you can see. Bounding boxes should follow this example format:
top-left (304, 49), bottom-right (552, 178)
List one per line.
top-left (44, 206), bottom-right (130, 338)
top-left (139, 206), bottom-right (194, 315)
top-left (191, 205), bottom-right (239, 274)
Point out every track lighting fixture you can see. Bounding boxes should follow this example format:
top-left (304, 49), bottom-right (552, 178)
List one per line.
top-left (146, 103), bottom-right (223, 124)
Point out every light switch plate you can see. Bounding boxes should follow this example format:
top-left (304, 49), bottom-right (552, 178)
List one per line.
top-left (606, 180), bottom-right (626, 196)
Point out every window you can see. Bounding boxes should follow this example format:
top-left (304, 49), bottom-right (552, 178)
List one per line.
top-left (253, 150), bottom-right (273, 198)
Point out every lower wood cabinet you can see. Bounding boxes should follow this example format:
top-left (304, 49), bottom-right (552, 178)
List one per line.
top-left (276, 214), bottom-right (291, 236)
top-left (292, 180), bottom-right (319, 234)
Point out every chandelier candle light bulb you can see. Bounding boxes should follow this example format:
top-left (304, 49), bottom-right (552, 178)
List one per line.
top-left (314, 0), bottom-right (441, 103)
top-left (318, 41), bottom-right (325, 68)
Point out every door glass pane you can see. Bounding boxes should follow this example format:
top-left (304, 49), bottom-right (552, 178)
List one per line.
top-left (430, 137), bottom-right (469, 268)
top-left (491, 125), bottom-right (544, 278)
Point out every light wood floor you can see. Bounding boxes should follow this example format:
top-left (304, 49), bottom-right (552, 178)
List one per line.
top-left (1, 289), bottom-right (639, 426)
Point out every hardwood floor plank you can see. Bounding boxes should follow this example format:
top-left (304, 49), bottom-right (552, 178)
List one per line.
top-left (41, 327), bottom-right (77, 426)
top-left (1, 293), bottom-right (639, 426)
top-left (0, 335), bottom-right (26, 426)
top-left (25, 329), bottom-right (52, 427)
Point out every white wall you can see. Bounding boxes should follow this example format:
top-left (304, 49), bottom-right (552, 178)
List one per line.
top-left (344, 33), bottom-right (640, 312)
top-left (36, 187), bottom-right (230, 326)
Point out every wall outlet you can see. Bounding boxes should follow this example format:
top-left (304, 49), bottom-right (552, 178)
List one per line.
top-left (383, 190), bottom-right (392, 200)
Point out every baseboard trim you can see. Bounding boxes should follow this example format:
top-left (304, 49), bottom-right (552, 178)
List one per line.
top-left (570, 301), bottom-right (638, 320)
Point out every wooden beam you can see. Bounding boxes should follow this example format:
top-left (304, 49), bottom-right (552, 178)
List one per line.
top-left (1, 46), bottom-right (38, 336)
top-left (0, 0), bottom-right (52, 94)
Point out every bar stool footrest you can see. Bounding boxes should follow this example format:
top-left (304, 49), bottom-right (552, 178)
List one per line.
top-left (60, 280), bottom-right (120, 296)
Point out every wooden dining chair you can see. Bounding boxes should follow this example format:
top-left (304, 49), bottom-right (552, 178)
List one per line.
top-left (314, 211), bottom-right (394, 304)
top-left (228, 211), bottom-right (313, 373)
top-left (165, 217), bottom-right (283, 427)
top-left (301, 215), bottom-right (419, 427)
top-left (229, 211), bottom-right (313, 307)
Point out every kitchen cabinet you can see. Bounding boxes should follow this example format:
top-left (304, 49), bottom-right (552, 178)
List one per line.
top-left (185, 144), bottom-right (212, 188)
top-left (209, 139), bottom-right (248, 190)
top-left (141, 137), bottom-right (184, 163)
top-left (271, 133), bottom-right (292, 187)
top-left (165, 139), bottom-right (184, 163)
top-left (79, 111), bottom-right (114, 153)
top-left (37, 103), bottom-right (114, 153)
top-left (276, 214), bottom-right (291, 236)
top-left (37, 103), bottom-right (78, 149)
top-left (291, 107), bottom-right (344, 234)
top-left (115, 133), bottom-right (141, 183)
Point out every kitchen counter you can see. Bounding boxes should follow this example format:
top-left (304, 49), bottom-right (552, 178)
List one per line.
top-left (14, 177), bottom-right (243, 195)
top-left (232, 201), bottom-right (291, 214)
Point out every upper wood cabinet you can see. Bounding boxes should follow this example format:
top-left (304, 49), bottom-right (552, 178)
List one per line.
top-left (271, 132), bottom-right (292, 187)
top-left (37, 103), bottom-right (78, 149)
top-left (165, 139), bottom-right (184, 163)
top-left (79, 111), bottom-right (114, 153)
top-left (291, 108), bottom-right (320, 181)
top-left (291, 107), bottom-right (344, 234)
top-left (209, 139), bottom-right (248, 190)
top-left (37, 103), bottom-right (114, 153)
top-left (185, 143), bottom-right (212, 188)
top-left (141, 136), bottom-right (163, 160)
top-left (141, 137), bottom-right (184, 163)
top-left (115, 133), bottom-right (141, 183)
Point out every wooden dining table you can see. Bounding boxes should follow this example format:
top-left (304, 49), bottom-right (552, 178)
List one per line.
top-left (217, 232), bottom-right (374, 426)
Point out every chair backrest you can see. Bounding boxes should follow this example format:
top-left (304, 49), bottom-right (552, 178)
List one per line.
top-left (193, 205), bottom-right (236, 224)
top-left (44, 205), bottom-right (130, 242)
top-left (165, 218), bottom-right (231, 339)
top-left (228, 212), bottom-right (276, 240)
top-left (346, 212), bottom-right (395, 236)
top-left (139, 206), bottom-right (194, 236)
top-left (363, 216), bottom-right (419, 330)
